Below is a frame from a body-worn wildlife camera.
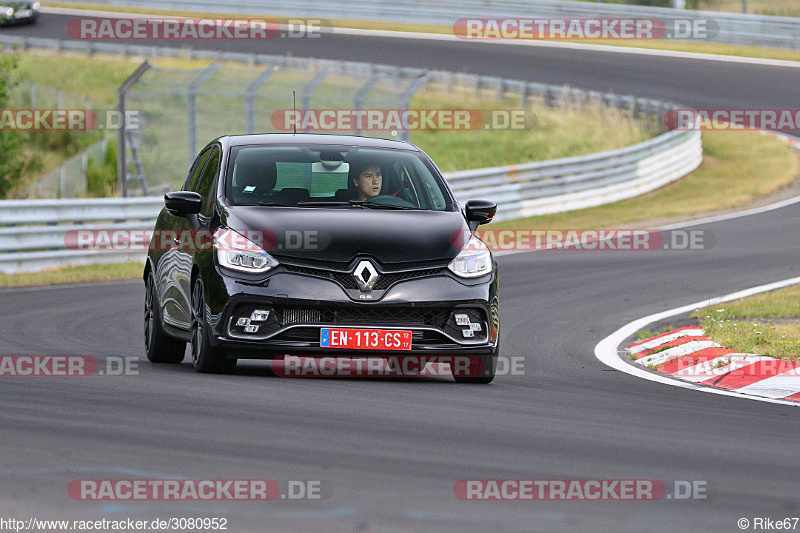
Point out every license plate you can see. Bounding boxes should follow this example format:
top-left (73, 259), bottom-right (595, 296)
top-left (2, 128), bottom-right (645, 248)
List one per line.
top-left (15, 10), bottom-right (32, 18)
top-left (320, 328), bottom-right (412, 351)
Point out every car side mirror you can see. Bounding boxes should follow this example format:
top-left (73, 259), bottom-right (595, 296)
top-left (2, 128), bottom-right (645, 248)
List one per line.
top-left (165, 191), bottom-right (202, 217)
top-left (465, 199), bottom-right (497, 231)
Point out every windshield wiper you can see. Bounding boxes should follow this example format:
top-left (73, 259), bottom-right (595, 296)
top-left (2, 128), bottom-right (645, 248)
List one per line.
top-left (295, 201), bottom-right (363, 208)
top-left (352, 200), bottom-right (417, 210)
top-left (258, 201), bottom-right (291, 207)
top-left (288, 200), bottom-right (417, 210)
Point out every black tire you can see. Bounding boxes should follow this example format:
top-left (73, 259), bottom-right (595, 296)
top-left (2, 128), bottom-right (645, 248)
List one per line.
top-left (190, 277), bottom-right (237, 374)
top-left (451, 350), bottom-right (497, 384)
top-left (144, 272), bottom-right (186, 364)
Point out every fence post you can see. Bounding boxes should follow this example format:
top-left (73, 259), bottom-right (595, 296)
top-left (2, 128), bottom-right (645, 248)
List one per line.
top-left (353, 68), bottom-right (380, 136)
top-left (397, 72), bottom-right (428, 142)
top-left (58, 167), bottom-right (65, 199)
top-left (300, 71), bottom-right (328, 133)
top-left (30, 81), bottom-right (36, 109)
top-left (246, 66), bottom-right (278, 134)
top-left (188, 64), bottom-right (220, 163)
top-left (81, 151), bottom-right (89, 193)
top-left (116, 60), bottom-right (152, 198)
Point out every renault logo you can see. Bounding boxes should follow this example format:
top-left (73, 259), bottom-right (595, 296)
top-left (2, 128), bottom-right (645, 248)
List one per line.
top-left (353, 260), bottom-right (379, 292)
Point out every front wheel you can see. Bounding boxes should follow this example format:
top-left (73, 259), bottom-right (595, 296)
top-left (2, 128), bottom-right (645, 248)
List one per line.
top-left (144, 272), bottom-right (185, 364)
top-left (190, 277), bottom-right (237, 374)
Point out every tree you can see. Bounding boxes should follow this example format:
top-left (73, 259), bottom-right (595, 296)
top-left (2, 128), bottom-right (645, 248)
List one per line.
top-left (0, 52), bottom-right (41, 198)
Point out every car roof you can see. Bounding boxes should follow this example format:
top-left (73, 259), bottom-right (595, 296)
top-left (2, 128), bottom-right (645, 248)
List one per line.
top-left (219, 133), bottom-right (419, 150)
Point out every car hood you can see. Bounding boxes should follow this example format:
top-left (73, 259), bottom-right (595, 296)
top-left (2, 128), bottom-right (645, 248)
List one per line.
top-left (221, 206), bottom-right (469, 265)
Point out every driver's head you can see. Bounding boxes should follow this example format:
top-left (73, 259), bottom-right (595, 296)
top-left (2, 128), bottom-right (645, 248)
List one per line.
top-left (352, 164), bottom-right (382, 201)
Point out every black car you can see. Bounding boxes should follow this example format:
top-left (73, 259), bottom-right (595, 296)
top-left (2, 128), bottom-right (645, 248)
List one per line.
top-left (144, 134), bottom-right (500, 383)
top-left (0, 1), bottom-right (40, 25)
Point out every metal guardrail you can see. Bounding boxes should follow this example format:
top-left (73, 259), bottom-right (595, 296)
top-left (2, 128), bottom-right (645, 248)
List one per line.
top-left (0, 129), bottom-right (702, 273)
top-left (0, 198), bottom-right (163, 273)
top-left (450, 129), bottom-right (702, 220)
top-left (49, 0), bottom-right (800, 49)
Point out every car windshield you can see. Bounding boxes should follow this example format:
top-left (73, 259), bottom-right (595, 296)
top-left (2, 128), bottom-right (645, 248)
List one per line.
top-left (225, 144), bottom-right (453, 211)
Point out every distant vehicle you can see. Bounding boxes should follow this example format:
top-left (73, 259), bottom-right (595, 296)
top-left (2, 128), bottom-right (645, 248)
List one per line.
top-left (0, 2), bottom-right (40, 25)
top-left (144, 134), bottom-right (500, 383)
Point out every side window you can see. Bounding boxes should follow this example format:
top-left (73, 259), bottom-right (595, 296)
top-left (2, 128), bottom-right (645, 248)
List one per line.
top-left (195, 146), bottom-right (220, 217)
top-left (184, 148), bottom-right (212, 191)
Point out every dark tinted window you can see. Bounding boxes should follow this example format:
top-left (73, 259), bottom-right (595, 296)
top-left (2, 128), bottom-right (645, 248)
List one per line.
top-left (225, 144), bottom-right (453, 211)
top-left (184, 148), bottom-right (212, 192)
top-left (195, 146), bottom-right (220, 217)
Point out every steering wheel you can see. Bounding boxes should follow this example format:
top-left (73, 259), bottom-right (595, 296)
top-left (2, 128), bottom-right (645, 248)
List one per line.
top-left (366, 195), bottom-right (417, 208)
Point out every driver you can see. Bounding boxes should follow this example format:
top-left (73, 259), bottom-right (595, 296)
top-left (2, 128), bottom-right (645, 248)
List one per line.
top-left (352, 163), bottom-right (383, 201)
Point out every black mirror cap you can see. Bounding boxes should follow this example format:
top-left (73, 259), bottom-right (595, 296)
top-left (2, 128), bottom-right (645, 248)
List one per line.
top-left (165, 191), bottom-right (202, 217)
top-left (465, 199), bottom-right (497, 226)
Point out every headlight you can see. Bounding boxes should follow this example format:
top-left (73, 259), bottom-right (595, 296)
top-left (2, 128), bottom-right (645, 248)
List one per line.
top-left (3, 7), bottom-right (13, 17)
top-left (32, 2), bottom-right (41, 11)
top-left (215, 229), bottom-right (278, 274)
top-left (448, 234), bottom-right (492, 278)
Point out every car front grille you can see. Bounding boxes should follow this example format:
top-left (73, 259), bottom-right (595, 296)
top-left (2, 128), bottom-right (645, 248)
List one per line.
top-left (275, 306), bottom-right (451, 328)
top-left (372, 268), bottom-right (446, 290)
top-left (282, 264), bottom-right (447, 291)
top-left (282, 265), bottom-right (359, 289)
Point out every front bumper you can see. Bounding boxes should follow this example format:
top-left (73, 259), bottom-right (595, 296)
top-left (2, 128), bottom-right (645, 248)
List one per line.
top-left (202, 263), bottom-right (500, 359)
top-left (0, 9), bottom-right (39, 25)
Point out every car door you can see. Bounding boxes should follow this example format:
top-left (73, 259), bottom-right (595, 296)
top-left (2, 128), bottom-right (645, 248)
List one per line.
top-left (159, 146), bottom-right (214, 329)
top-left (172, 144), bottom-right (221, 326)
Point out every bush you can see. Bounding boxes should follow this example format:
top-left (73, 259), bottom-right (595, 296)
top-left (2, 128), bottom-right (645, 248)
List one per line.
top-left (0, 53), bottom-right (43, 198)
top-left (86, 140), bottom-right (117, 197)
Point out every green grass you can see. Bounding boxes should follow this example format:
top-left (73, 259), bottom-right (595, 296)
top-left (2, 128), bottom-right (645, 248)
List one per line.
top-left (410, 87), bottom-right (652, 171)
top-left (492, 130), bottom-right (800, 230)
top-left (636, 325), bottom-right (677, 340)
top-left (693, 289), bottom-right (800, 360)
top-left (13, 52), bottom-right (214, 106)
top-left (46, 1), bottom-right (800, 62)
top-left (697, 0), bottom-right (800, 17)
top-left (573, 0), bottom-right (800, 17)
top-left (0, 261), bottom-right (143, 288)
top-left (695, 285), bottom-right (800, 320)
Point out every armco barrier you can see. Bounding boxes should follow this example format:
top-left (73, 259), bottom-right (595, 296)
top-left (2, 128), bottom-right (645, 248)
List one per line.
top-left (0, 130), bottom-right (702, 273)
top-left (0, 198), bottom-right (162, 274)
top-left (47, 0), bottom-right (800, 50)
